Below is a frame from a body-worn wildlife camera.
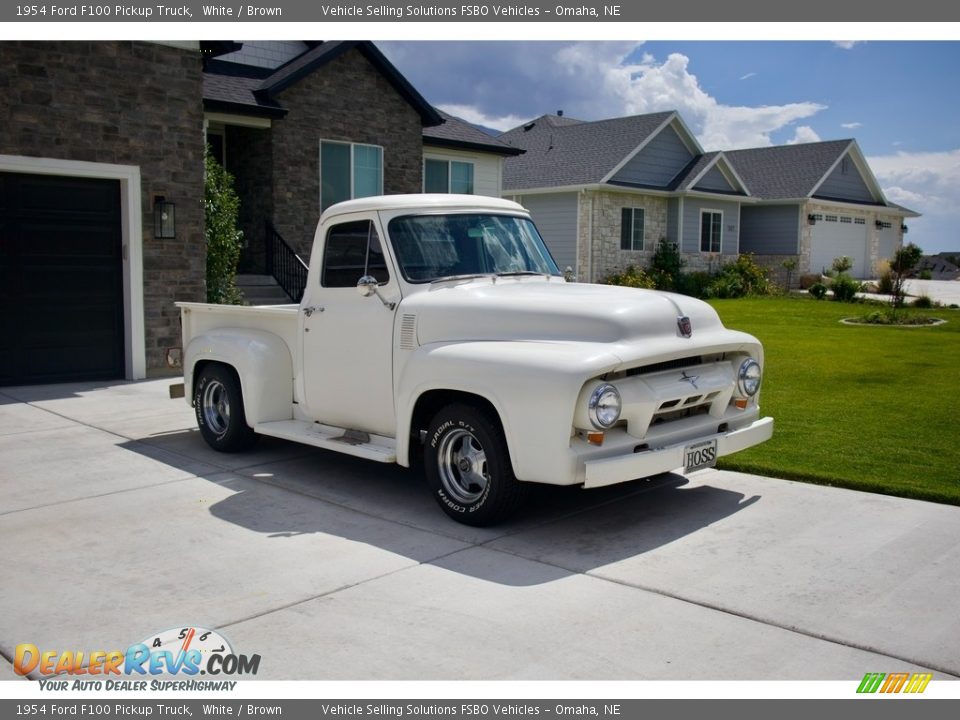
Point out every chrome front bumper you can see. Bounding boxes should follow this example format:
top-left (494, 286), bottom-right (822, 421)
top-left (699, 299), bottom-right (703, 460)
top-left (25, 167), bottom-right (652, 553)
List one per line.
top-left (582, 416), bottom-right (774, 489)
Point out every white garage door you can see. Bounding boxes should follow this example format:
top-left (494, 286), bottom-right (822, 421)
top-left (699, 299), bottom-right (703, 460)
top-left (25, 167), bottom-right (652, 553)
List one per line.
top-left (809, 213), bottom-right (868, 278)
top-left (877, 221), bottom-right (900, 266)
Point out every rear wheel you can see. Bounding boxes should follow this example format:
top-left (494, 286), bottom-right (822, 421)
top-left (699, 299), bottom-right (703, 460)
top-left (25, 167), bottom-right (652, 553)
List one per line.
top-left (423, 404), bottom-right (527, 526)
top-left (193, 364), bottom-right (258, 452)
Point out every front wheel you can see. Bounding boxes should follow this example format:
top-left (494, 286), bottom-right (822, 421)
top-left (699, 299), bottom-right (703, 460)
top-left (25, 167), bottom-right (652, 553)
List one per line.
top-left (423, 404), bottom-right (527, 526)
top-left (193, 364), bottom-right (258, 453)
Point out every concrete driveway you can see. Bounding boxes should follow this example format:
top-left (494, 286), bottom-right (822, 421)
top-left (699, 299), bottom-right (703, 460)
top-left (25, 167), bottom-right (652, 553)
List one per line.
top-left (1, 379), bottom-right (958, 681)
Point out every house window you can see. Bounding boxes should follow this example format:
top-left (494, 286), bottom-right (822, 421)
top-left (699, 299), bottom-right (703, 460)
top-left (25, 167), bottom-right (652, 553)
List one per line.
top-left (700, 210), bottom-right (722, 253)
top-left (620, 208), bottom-right (645, 251)
top-left (424, 159), bottom-right (474, 194)
top-left (320, 140), bottom-right (383, 211)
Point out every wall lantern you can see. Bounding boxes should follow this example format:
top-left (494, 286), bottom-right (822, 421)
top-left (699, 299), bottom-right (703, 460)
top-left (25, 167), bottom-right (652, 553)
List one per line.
top-left (874, 219), bottom-right (884, 229)
top-left (807, 214), bottom-right (817, 225)
top-left (154, 197), bottom-right (176, 239)
top-left (902, 224), bottom-right (909, 233)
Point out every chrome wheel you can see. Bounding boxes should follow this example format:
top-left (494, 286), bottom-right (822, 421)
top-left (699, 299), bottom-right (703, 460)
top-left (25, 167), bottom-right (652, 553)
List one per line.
top-left (437, 428), bottom-right (489, 504)
top-left (201, 379), bottom-right (230, 436)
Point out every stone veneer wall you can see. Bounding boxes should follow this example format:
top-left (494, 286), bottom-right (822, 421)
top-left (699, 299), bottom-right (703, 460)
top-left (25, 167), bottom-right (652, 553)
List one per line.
top-left (0, 41), bottom-right (205, 372)
top-left (577, 190), bottom-right (668, 282)
top-left (269, 47), bottom-right (424, 257)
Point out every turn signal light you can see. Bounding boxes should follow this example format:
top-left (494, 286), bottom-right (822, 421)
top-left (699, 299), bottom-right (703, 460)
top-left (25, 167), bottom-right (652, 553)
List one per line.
top-left (734, 398), bottom-right (749, 410)
top-left (586, 431), bottom-right (605, 445)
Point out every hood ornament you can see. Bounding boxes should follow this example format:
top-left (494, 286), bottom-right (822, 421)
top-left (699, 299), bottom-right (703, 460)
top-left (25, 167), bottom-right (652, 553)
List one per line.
top-left (677, 315), bottom-right (693, 338)
top-left (679, 371), bottom-right (700, 389)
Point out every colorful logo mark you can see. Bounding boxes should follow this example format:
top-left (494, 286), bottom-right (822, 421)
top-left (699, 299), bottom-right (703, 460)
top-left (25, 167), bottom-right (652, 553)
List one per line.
top-left (857, 672), bottom-right (932, 694)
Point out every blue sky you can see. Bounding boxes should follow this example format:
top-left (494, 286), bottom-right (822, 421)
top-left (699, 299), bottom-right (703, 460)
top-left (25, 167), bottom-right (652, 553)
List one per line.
top-left (380, 41), bottom-right (960, 253)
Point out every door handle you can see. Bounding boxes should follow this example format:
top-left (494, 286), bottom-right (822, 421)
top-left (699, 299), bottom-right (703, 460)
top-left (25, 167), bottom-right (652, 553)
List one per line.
top-left (302, 305), bottom-right (324, 317)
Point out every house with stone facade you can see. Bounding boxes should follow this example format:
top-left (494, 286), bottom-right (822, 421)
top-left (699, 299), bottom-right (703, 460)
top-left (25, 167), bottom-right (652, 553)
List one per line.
top-left (500, 112), bottom-right (918, 284)
top-left (499, 112), bottom-right (754, 282)
top-left (726, 140), bottom-right (919, 281)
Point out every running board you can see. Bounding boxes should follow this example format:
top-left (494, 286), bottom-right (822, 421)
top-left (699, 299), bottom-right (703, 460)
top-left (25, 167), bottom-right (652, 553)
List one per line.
top-left (253, 420), bottom-right (397, 463)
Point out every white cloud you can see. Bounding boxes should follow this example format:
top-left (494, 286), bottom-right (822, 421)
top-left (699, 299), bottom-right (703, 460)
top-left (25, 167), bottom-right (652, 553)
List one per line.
top-left (787, 126), bottom-right (822, 145)
top-left (841, 122), bottom-right (862, 129)
top-left (833, 41), bottom-right (863, 50)
top-left (868, 149), bottom-right (960, 252)
top-left (739, 72), bottom-right (757, 80)
top-left (437, 104), bottom-right (531, 133)
top-left (599, 51), bottom-right (826, 150)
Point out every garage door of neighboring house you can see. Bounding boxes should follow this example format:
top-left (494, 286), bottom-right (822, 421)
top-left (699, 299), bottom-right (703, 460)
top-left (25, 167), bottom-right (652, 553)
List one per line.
top-left (809, 213), bottom-right (868, 278)
top-left (0, 172), bottom-right (124, 386)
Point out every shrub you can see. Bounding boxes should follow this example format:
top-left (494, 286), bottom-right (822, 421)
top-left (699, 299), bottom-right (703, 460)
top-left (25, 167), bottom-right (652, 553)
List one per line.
top-left (890, 242), bottom-right (923, 309)
top-left (204, 147), bottom-right (244, 305)
top-left (799, 273), bottom-right (821, 290)
top-left (780, 257), bottom-right (798, 289)
top-left (649, 239), bottom-right (684, 291)
top-left (602, 265), bottom-right (656, 289)
top-left (912, 294), bottom-right (935, 309)
top-left (706, 254), bottom-right (772, 298)
top-left (877, 270), bottom-right (894, 295)
top-left (830, 273), bottom-right (862, 303)
top-left (675, 271), bottom-right (714, 299)
top-left (808, 283), bottom-right (828, 300)
top-left (832, 256), bottom-right (854, 274)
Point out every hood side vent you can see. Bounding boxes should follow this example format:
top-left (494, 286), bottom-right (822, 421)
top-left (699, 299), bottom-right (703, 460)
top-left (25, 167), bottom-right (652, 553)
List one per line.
top-left (399, 314), bottom-right (418, 349)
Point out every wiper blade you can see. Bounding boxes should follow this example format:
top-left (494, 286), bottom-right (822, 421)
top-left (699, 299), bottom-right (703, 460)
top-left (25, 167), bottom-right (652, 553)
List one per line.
top-left (495, 271), bottom-right (552, 278)
top-left (430, 273), bottom-right (494, 285)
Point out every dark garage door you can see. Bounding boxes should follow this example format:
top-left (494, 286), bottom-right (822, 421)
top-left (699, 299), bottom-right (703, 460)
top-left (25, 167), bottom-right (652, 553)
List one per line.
top-left (0, 172), bottom-right (124, 386)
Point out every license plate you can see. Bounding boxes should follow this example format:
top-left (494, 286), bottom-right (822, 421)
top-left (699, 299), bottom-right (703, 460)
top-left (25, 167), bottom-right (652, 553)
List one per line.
top-left (684, 439), bottom-right (718, 472)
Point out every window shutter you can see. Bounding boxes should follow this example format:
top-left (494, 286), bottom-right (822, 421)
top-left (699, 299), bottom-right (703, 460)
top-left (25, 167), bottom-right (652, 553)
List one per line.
top-left (621, 208), bottom-right (632, 250)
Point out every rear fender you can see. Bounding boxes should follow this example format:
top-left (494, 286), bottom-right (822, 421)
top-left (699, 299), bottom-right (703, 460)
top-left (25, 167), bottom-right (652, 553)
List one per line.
top-left (184, 329), bottom-right (294, 425)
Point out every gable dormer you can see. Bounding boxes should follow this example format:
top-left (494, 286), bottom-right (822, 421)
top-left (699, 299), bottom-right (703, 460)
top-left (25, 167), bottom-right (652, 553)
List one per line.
top-left (812, 150), bottom-right (879, 203)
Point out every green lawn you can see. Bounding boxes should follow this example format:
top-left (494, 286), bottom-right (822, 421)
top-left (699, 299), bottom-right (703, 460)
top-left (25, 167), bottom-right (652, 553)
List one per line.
top-left (709, 296), bottom-right (960, 505)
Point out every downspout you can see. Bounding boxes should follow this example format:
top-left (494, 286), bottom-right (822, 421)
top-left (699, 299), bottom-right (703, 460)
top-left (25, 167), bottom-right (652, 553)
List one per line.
top-left (585, 190), bottom-right (594, 283)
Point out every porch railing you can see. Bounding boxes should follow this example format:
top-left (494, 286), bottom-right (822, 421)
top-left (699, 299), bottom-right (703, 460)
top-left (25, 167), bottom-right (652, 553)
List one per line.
top-left (265, 223), bottom-right (308, 303)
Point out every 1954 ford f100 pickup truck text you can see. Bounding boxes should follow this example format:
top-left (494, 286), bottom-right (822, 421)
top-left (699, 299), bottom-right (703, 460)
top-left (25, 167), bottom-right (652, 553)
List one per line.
top-left (178, 195), bottom-right (773, 525)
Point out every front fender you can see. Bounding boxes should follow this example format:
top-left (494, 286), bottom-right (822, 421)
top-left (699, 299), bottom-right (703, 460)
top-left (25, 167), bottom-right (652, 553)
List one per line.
top-left (396, 341), bottom-right (620, 484)
top-left (184, 329), bottom-right (293, 426)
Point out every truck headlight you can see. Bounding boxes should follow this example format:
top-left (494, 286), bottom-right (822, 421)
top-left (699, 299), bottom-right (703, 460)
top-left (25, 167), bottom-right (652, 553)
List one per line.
top-left (588, 384), bottom-right (621, 429)
top-left (737, 359), bottom-right (762, 397)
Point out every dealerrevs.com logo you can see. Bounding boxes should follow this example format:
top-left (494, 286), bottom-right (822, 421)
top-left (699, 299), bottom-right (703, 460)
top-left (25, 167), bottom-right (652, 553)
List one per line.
top-left (857, 672), bottom-right (932, 694)
top-left (15, 627), bottom-right (260, 691)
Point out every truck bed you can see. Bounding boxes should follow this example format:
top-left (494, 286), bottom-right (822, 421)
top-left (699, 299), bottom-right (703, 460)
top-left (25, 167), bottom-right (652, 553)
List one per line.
top-left (177, 302), bottom-right (300, 369)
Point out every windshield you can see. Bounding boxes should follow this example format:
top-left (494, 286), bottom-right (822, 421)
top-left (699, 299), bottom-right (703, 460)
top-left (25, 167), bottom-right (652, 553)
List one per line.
top-left (388, 213), bottom-right (561, 283)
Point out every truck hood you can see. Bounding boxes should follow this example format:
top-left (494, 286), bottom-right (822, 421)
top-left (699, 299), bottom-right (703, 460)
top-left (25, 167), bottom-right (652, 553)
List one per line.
top-left (402, 278), bottom-right (724, 346)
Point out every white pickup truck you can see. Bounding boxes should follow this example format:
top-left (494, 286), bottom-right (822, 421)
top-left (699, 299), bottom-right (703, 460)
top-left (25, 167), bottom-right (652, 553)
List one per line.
top-left (178, 194), bottom-right (772, 525)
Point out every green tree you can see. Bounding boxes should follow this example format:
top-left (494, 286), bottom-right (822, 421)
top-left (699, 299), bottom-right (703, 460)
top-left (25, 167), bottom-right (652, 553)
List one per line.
top-left (204, 147), bottom-right (244, 305)
top-left (890, 243), bottom-right (923, 309)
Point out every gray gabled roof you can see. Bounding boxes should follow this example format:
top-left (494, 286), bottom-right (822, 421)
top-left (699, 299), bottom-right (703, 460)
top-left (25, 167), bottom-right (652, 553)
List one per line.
top-left (669, 151), bottom-right (721, 191)
top-left (500, 112), bottom-right (676, 190)
top-left (203, 41), bottom-right (442, 126)
top-left (724, 139), bottom-right (857, 200)
top-left (423, 109), bottom-right (523, 156)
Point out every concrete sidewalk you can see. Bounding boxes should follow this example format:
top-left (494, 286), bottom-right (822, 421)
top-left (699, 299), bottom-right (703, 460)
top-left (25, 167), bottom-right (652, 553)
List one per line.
top-left (1, 379), bottom-right (958, 680)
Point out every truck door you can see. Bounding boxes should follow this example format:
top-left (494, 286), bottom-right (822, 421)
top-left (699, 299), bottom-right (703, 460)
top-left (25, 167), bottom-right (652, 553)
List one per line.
top-left (301, 216), bottom-right (399, 437)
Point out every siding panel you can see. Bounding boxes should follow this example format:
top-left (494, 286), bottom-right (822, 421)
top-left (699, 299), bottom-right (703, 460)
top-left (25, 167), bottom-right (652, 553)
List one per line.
top-left (739, 204), bottom-right (800, 255)
top-left (611, 126), bottom-right (694, 188)
top-left (694, 165), bottom-right (735, 192)
top-left (517, 192), bottom-right (579, 272)
top-left (815, 153), bottom-right (875, 203)
top-left (667, 197), bottom-right (680, 245)
top-left (681, 197), bottom-right (741, 255)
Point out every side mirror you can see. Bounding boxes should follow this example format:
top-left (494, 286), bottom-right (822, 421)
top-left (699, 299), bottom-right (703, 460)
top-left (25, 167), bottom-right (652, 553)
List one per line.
top-left (356, 275), bottom-right (395, 310)
top-left (356, 275), bottom-right (378, 297)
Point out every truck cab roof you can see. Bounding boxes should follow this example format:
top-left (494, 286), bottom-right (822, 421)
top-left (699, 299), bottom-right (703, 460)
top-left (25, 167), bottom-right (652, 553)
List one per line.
top-left (320, 194), bottom-right (526, 221)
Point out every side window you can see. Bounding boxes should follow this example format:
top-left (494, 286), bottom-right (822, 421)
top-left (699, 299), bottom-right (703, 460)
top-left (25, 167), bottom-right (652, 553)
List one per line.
top-left (321, 220), bottom-right (390, 288)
